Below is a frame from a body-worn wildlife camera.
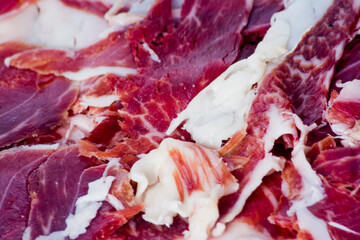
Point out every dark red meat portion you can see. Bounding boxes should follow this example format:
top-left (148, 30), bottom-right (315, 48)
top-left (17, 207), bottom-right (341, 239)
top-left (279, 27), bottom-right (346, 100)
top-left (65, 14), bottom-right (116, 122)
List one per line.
top-left (0, 42), bottom-right (78, 148)
top-left (332, 35), bottom-right (360, 90)
top-left (114, 215), bottom-right (188, 240)
top-left (236, 173), bottom-right (296, 239)
top-left (0, 149), bottom-right (53, 240)
top-left (313, 146), bottom-right (360, 198)
top-left (219, 0), bottom-right (360, 224)
top-left (309, 181), bottom-right (360, 240)
top-left (26, 146), bottom-right (96, 239)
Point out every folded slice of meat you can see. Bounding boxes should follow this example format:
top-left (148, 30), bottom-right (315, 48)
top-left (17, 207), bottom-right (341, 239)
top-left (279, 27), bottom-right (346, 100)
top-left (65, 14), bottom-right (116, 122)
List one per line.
top-left (26, 146), bottom-right (97, 239)
top-left (332, 35), bottom-right (360, 86)
top-left (77, 0), bottom-right (253, 162)
top-left (6, 31), bottom-right (137, 81)
top-left (130, 138), bottom-right (238, 239)
top-left (326, 79), bottom-right (360, 146)
top-left (0, 148), bottom-right (53, 240)
top-left (308, 180), bottom-right (360, 240)
top-left (218, 0), bottom-right (360, 225)
top-left (215, 173), bottom-right (296, 240)
top-left (0, 42), bottom-right (78, 148)
top-left (313, 146), bottom-right (360, 199)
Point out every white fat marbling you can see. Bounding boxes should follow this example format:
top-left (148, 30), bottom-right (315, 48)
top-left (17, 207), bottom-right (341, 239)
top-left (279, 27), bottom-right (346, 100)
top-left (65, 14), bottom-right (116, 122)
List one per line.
top-left (167, 0), bottom-right (333, 149)
top-left (130, 138), bottom-right (238, 240)
top-left (0, 0), bottom-right (108, 50)
top-left (80, 95), bottom-right (120, 108)
top-left (62, 66), bottom-right (137, 81)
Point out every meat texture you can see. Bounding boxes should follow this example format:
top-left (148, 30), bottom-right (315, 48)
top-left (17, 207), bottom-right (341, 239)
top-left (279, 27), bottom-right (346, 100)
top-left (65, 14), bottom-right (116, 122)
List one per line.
top-left (0, 42), bottom-right (78, 148)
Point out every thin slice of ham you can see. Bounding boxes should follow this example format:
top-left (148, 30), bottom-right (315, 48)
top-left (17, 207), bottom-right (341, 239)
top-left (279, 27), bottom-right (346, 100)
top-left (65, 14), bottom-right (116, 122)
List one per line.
top-left (130, 138), bottom-right (238, 240)
top-left (0, 148), bottom-right (53, 240)
top-left (326, 79), bottom-right (360, 146)
top-left (218, 0), bottom-right (360, 226)
top-left (313, 146), bottom-right (360, 199)
top-left (26, 146), bottom-right (97, 239)
top-left (77, 0), bottom-right (253, 162)
top-left (0, 42), bottom-right (78, 148)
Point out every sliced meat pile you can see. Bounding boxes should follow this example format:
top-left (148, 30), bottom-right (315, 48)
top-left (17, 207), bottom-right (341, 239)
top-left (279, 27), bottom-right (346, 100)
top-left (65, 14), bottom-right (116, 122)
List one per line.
top-left (1, 0), bottom-right (360, 240)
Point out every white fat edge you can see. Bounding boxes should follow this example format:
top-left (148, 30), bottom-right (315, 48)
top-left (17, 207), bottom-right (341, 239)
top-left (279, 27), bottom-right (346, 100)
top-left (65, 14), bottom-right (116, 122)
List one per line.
top-left (59, 114), bottom-right (97, 143)
top-left (166, 0), bottom-right (333, 150)
top-left (353, 0), bottom-right (360, 11)
top-left (0, 0), bottom-right (108, 50)
top-left (296, 207), bottom-right (332, 240)
top-left (63, 176), bottom-right (116, 239)
top-left (80, 95), bottom-right (119, 108)
top-left (290, 116), bottom-right (323, 207)
top-left (219, 155), bottom-right (284, 225)
top-left (327, 80), bottom-right (360, 145)
top-left (220, 106), bottom-right (296, 224)
top-left (130, 138), bottom-right (238, 240)
top-left (105, 0), bottom-right (155, 27)
top-left (22, 227), bottom-right (31, 240)
top-left (210, 219), bottom-right (272, 240)
top-left (328, 222), bottom-right (360, 236)
top-left (330, 122), bottom-right (360, 146)
top-left (107, 194), bottom-right (125, 210)
top-left (18, 144), bottom-right (60, 150)
top-left (1, 144), bottom-right (59, 155)
top-left (35, 231), bottom-right (65, 240)
top-left (171, 0), bottom-right (184, 19)
top-left (335, 79), bottom-right (360, 98)
top-left (62, 66), bottom-right (137, 81)
top-left (142, 42), bottom-right (161, 63)
top-left (283, 116), bottom-right (331, 240)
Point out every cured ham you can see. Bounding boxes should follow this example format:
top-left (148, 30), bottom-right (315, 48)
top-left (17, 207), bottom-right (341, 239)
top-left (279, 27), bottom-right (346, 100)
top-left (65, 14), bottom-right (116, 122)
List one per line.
top-left (0, 148), bottom-right (53, 240)
top-left (1, 0), bottom-right (360, 239)
top-left (0, 42), bottom-right (78, 148)
top-left (326, 80), bottom-right (360, 145)
top-left (130, 138), bottom-right (238, 239)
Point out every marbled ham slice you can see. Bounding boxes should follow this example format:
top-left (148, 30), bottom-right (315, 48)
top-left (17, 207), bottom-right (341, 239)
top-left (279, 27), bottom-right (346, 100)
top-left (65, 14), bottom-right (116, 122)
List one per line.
top-left (2, 0), bottom-right (360, 239)
top-left (0, 148), bottom-right (53, 240)
top-left (313, 146), bottom-right (360, 198)
top-left (326, 79), bottom-right (360, 146)
top-left (218, 0), bottom-right (360, 226)
top-left (5, 0), bottom-right (252, 163)
top-left (26, 146), bottom-right (97, 239)
top-left (215, 173), bottom-right (296, 239)
top-left (308, 180), bottom-right (360, 240)
top-left (6, 31), bottom-right (137, 81)
top-left (332, 35), bottom-right (360, 85)
top-left (76, 0), bottom-right (253, 162)
top-left (0, 42), bottom-right (78, 148)
top-left (130, 138), bottom-right (238, 240)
